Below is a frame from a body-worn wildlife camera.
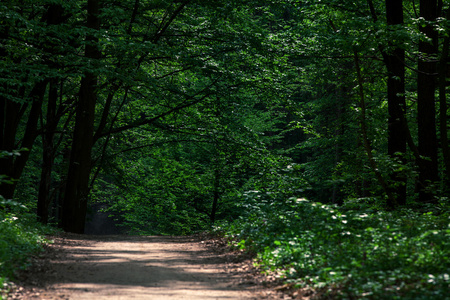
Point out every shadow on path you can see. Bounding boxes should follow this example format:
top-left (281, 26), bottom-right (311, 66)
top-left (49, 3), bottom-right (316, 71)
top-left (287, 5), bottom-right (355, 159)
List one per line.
top-left (37, 235), bottom-right (261, 299)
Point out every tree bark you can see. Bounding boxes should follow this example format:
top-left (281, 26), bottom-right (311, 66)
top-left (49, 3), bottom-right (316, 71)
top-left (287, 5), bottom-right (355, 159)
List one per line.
top-left (354, 51), bottom-right (396, 206)
top-left (417, 0), bottom-right (439, 203)
top-left (0, 81), bottom-right (48, 200)
top-left (0, 100), bottom-right (21, 199)
top-left (62, 0), bottom-right (100, 233)
top-left (438, 9), bottom-right (450, 195)
top-left (37, 4), bottom-right (65, 224)
top-left (0, 20), bottom-right (19, 200)
top-left (37, 80), bottom-right (59, 224)
top-left (210, 167), bottom-right (220, 223)
top-left (385, 0), bottom-right (407, 206)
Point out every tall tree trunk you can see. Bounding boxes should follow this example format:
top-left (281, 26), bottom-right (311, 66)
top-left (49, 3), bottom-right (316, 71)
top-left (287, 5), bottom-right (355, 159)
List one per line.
top-left (0, 100), bottom-right (20, 200)
top-left (0, 20), bottom-right (20, 200)
top-left (37, 4), bottom-right (65, 224)
top-left (37, 80), bottom-right (59, 224)
top-left (438, 9), bottom-right (450, 195)
top-left (1, 4), bottom-right (61, 202)
top-left (62, 0), bottom-right (100, 233)
top-left (210, 167), bottom-right (220, 223)
top-left (385, 0), bottom-right (407, 207)
top-left (354, 51), bottom-right (396, 206)
top-left (417, 0), bottom-right (439, 203)
top-left (0, 81), bottom-right (48, 200)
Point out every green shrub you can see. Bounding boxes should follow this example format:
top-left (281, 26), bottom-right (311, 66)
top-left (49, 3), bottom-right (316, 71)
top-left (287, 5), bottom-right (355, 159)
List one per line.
top-left (220, 193), bottom-right (450, 299)
top-left (0, 198), bottom-right (54, 299)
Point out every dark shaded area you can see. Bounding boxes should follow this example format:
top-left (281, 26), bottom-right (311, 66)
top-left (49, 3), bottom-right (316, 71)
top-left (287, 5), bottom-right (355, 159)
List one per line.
top-left (84, 203), bottom-right (122, 235)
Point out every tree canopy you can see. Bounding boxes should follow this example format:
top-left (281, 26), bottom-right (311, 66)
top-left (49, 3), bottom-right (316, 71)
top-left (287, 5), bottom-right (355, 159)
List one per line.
top-left (1, 0), bottom-right (449, 298)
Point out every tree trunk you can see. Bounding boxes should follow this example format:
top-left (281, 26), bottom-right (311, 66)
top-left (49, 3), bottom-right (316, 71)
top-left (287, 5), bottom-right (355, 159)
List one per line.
top-left (1, 4), bottom-right (62, 202)
top-left (354, 51), bottom-right (396, 206)
top-left (0, 7), bottom-right (30, 200)
top-left (37, 80), bottom-right (59, 224)
top-left (385, 0), bottom-right (407, 207)
top-left (62, 0), bottom-right (100, 233)
top-left (37, 5), bottom-right (65, 224)
top-left (0, 81), bottom-right (48, 200)
top-left (417, 0), bottom-right (439, 203)
top-left (210, 167), bottom-right (220, 223)
top-left (0, 100), bottom-right (20, 200)
top-left (438, 9), bottom-right (450, 195)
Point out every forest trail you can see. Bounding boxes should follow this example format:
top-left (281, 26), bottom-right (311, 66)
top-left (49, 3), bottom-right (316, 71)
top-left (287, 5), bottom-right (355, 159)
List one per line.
top-left (13, 234), bottom-right (287, 300)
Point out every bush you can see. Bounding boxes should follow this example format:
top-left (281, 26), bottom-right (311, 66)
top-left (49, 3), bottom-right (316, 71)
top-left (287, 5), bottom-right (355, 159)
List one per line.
top-left (0, 197), bottom-right (54, 299)
top-left (219, 192), bottom-right (450, 299)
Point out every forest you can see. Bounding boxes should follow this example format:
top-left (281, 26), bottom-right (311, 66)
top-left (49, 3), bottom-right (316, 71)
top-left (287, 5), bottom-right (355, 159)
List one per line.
top-left (0, 0), bottom-right (449, 299)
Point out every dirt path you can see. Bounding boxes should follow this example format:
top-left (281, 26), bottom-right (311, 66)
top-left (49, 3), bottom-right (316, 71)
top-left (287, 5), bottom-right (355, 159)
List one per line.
top-left (11, 234), bottom-right (290, 300)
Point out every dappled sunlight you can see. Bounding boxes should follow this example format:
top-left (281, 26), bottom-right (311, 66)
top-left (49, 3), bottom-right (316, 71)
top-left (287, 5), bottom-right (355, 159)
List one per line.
top-left (37, 236), bottom-right (260, 299)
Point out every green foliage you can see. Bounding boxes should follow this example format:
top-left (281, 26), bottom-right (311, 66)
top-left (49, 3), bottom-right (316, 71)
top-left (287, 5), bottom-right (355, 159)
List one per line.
top-left (0, 201), bottom-right (55, 299)
top-left (0, 153), bottom-right (54, 297)
top-left (91, 112), bottom-right (286, 235)
top-left (1, 0), bottom-right (449, 299)
top-left (220, 194), bottom-right (450, 299)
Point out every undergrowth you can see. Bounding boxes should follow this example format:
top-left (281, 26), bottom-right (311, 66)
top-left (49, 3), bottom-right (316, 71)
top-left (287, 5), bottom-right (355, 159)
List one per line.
top-left (216, 192), bottom-right (450, 299)
top-left (0, 198), bottom-right (54, 300)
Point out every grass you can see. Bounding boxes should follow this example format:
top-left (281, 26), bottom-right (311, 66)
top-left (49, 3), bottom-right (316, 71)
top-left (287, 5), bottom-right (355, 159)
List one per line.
top-left (217, 194), bottom-right (450, 299)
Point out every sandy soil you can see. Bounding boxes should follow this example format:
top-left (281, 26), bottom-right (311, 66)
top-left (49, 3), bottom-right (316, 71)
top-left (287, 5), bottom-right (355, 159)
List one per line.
top-left (9, 234), bottom-right (293, 300)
